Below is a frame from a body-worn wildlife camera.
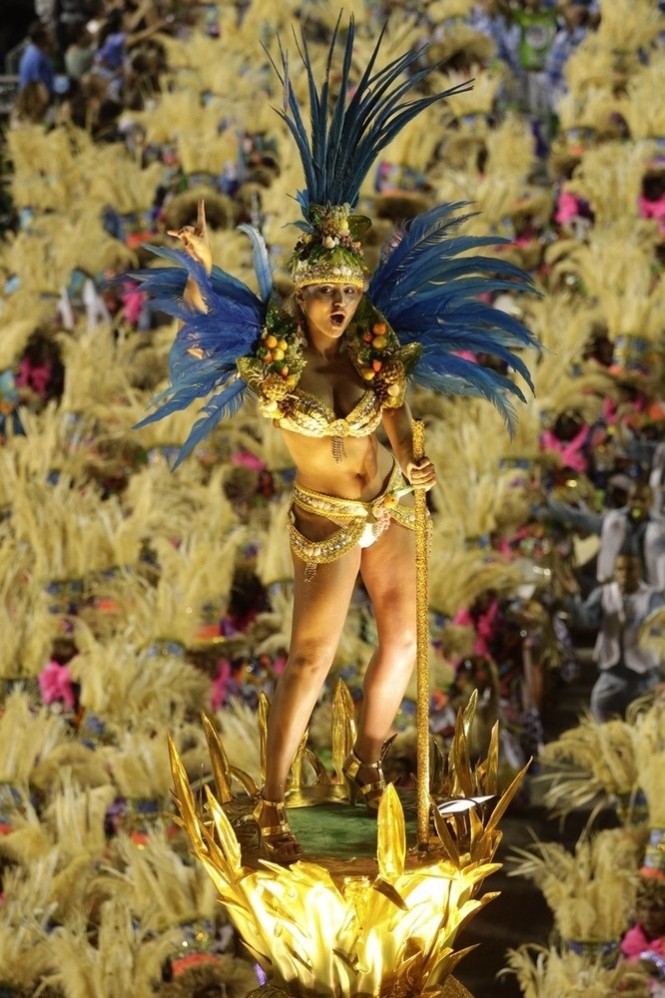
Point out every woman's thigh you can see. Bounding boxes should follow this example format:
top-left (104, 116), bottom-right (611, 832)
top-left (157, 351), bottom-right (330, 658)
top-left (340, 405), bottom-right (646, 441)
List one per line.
top-left (359, 521), bottom-right (417, 642)
top-left (289, 542), bottom-right (362, 658)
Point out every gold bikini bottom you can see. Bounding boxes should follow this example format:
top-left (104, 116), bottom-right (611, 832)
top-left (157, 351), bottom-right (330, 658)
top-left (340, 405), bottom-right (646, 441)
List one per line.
top-left (288, 463), bottom-right (416, 570)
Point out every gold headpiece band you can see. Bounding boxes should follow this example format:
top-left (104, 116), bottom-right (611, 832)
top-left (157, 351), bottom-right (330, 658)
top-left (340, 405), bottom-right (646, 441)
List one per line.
top-left (292, 262), bottom-right (366, 289)
top-left (288, 203), bottom-right (369, 289)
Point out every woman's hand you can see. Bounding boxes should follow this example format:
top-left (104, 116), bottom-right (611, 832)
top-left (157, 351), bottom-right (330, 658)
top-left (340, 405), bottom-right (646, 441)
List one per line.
top-left (168, 198), bottom-right (212, 274)
top-left (405, 456), bottom-right (436, 490)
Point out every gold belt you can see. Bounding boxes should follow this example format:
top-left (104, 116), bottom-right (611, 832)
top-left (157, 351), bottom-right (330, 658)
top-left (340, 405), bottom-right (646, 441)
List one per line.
top-left (289, 464), bottom-right (416, 568)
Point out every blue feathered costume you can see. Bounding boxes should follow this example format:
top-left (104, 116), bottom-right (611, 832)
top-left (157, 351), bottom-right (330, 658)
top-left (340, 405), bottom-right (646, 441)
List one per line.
top-left (134, 18), bottom-right (538, 466)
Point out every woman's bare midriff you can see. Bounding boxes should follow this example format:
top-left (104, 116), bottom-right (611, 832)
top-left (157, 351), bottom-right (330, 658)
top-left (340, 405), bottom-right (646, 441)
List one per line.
top-left (280, 427), bottom-right (397, 541)
top-left (280, 428), bottom-right (394, 496)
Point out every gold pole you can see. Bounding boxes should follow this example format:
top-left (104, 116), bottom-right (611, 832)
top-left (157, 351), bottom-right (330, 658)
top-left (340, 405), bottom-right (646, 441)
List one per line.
top-left (412, 419), bottom-right (430, 850)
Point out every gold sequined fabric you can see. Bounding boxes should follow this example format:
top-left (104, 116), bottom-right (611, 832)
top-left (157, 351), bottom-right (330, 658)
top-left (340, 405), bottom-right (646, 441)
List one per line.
top-left (288, 463), bottom-right (416, 567)
top-left (275, 388), bottom-right (384, 439)
top-left (246, 979), bottom-right (474, 997)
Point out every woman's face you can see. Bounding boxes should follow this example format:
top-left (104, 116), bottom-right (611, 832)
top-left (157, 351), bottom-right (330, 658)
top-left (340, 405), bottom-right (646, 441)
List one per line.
top-left (298, 283), bottom-right (363, 343)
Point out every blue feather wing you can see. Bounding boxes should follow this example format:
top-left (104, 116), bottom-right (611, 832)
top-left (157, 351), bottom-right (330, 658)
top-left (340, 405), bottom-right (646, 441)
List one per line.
top-left (414, 354), bottom-right (527, 435)
top-left (169, 377), bottom-right (248, 470)
top-left (367, 203), bottom-right (539, 432)
top-left (236, 224), bottom-right (273, 304)
top-left (133, 246), bottom-right (261, 312)
top-left (132, 243), bottom-right (266, 462)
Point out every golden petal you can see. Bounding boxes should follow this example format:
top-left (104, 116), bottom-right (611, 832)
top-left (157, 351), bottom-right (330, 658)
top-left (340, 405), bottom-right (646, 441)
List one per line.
top-left (485, 761), bottom-right (530, 835)
top-left (331, 679), bottom-right (356, 782)
top-left (282, 942), bottom-right (313, 973)
top-left (484, 722), bottom-right (500, 793)
top-left (228, 764), bottom-right (260, 796)
top-left (445, 892), bottom-right (500, 945)
top-left (461, 689), bottom-right (479, 742)
top-left (377, 784), bottom-right (406, 879)
top-left (332, 946), bottom-right (360, 973)
top-left (423, 945), bottom-right (478, 988)
top-left (204, 786), bottom-right (243, 874)
top-left (202, 712), bottom-right (233, 803)
top-left (373, 878), bottom-right (409, 912)
top-left (258, 692), bottom-right (269, 784)
top-left (450, 709), bottom-right (474, 798)
top-left (431, 803), bottom-right (462, 868)
top-left (167, 735), bottom-right (204, 851)
top-left (303, 748), bottom-right (332, 785)
top-left (290, 726), bottom-right (309, 788)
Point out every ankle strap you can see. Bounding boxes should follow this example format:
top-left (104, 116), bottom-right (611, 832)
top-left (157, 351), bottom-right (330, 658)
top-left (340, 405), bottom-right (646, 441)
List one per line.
top-left (350, 747), bottom-right (382, 770)
top-left (258, 792), bottom-right (287, 808)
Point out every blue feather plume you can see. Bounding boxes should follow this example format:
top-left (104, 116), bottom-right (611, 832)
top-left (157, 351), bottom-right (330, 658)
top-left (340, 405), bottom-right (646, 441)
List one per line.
top-left (267, 16), bottom-right (471, 216)
top-left (168, 377), bottom-right (247, 469)
top-left (132, 239), bottom-right (268, 464)
top-left (237, 224), bottom-right (273, 304)
top-left (368, 202), bottom-right (539, 431)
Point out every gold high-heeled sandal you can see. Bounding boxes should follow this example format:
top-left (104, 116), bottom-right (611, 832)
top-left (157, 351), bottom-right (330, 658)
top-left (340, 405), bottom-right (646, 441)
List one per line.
top-left (253, 795), bottom-right (303, 865)
top-left (342, 747), bottom-right (386, 812)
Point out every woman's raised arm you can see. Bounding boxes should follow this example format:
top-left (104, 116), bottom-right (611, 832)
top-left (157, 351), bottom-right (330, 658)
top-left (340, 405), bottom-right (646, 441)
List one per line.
top-left (167, 198), bottom-right (211, 313)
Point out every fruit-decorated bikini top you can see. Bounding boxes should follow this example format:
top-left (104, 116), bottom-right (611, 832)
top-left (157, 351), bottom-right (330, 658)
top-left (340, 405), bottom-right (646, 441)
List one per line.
top-left (267, 386), bottom-right (384, 439)
top-left (233, 308), bottom-right (406, 452)
top-left (238, 309), bottom-right (412, 453)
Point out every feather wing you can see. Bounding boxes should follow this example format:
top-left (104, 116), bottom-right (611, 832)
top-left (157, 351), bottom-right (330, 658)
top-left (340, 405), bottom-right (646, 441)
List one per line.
top-left (132, 239), bottom-right (269, 464)
top-left (367, 202), bottom-right (539, 432)
top-left (236, 224), bottom-right (273, 304)
top-left (167, 377), bottom-right (247, 469)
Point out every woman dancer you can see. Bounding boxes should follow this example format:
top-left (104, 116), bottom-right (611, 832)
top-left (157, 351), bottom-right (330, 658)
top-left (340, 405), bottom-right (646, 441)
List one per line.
top-left (136, 21), bottom-right (536, 863)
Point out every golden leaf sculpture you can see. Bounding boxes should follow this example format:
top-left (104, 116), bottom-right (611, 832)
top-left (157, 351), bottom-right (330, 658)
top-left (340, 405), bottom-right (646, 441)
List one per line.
top-left (168, 693), bottom-right (527, 998)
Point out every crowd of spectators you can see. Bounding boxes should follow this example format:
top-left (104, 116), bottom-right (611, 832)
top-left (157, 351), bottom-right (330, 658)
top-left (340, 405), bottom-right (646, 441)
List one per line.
top-left (2, 1), bottom-right (633, 133)
top-left (2, 0), bottom-right (665, 756)
top-left (0, 0), bottom-right (632, 127)
top-left (5, 0), bottom-right (178, 132)
top-left (0, 1), bottom-right (665, 992)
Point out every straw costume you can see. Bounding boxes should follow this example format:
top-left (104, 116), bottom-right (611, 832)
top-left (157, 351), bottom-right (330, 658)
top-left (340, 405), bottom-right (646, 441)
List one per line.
top-left (135, 18), bottom-right (537, 575)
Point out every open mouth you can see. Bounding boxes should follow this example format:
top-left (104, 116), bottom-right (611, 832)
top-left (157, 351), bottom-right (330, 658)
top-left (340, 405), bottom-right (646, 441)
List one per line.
top-left (331, 312), bottom-right (346, 327)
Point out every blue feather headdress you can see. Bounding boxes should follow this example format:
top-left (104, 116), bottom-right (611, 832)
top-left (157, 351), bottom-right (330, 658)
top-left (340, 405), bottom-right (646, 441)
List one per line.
top-left (270, 17), bottom-right (470, 215)
top-left (270, 15), bottom-right (537, 425)
top-left (135, 16), bottom-right (538, 464)
top-left (268, 16), bottom-right (472, 288)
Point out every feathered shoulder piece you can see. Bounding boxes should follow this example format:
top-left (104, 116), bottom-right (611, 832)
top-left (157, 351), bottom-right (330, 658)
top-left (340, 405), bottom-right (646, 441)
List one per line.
top-left (133, 215), bottom-right (302, 466)
top-left (366, 202), bottom-right (539, 433)
top-left (134, 18), bottom-right (538, 462)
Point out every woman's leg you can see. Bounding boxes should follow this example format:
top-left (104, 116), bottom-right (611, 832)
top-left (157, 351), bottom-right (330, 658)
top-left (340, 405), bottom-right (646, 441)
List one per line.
top-left (355, 521), bottom-right (418, 766)
top-left (263, 544), bottom-right (361, 802)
